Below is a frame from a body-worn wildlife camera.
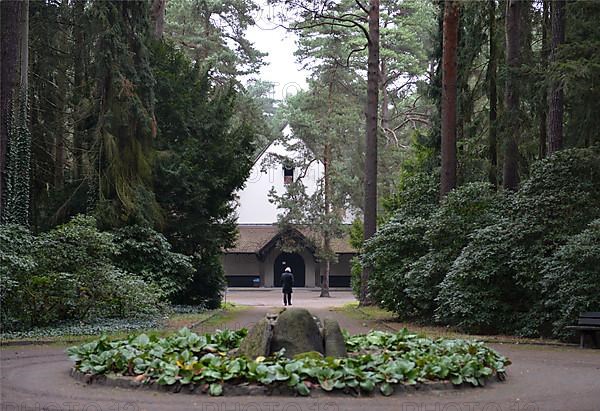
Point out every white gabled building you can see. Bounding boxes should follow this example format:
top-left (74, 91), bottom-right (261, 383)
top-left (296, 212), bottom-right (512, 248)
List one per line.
top-left (222, 130), bottom-right (356, 288)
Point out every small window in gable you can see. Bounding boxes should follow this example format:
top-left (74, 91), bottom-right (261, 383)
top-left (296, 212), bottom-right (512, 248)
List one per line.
top-left (283, 166), bottom-right (294, 184)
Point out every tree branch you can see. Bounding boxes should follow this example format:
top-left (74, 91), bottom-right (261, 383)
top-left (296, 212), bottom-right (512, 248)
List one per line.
top-left (354, 0), bottom-right (370, 15)
top-left (296, 158), bottom-right (319, 183)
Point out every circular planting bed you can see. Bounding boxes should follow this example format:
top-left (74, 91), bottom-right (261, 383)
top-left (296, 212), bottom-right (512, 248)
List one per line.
top-left (67, 325), bottom-right (510, 397)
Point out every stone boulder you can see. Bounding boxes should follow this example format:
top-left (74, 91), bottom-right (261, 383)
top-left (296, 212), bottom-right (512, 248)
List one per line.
top-left (237, 317), bottom-right (272, 359)
top-left (237, 309), bottom-right (348, 359)
top-left (270, 308), bottom-right (324, 358)
top-left (323, 318), bottom-right (347, 358)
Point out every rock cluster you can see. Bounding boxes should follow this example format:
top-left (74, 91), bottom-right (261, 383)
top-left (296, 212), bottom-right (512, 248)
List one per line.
top-left (238, 308), bottom-right (347, 358)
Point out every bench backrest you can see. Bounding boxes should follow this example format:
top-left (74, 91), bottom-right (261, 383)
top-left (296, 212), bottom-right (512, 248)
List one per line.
top-left (578, 312), bottom-right (600, 326)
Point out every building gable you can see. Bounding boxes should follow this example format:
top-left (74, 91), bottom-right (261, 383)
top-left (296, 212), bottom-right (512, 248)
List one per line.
top-left (235, 130), bottom-right (324, 224)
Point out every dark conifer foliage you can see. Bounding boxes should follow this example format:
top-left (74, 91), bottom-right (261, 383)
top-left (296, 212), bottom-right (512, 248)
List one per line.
top-left (1, 0), bottom-right (261, 309)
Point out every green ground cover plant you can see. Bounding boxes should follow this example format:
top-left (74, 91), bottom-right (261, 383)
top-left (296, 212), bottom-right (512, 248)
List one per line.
top-left (1, 318), bottom-right (162, 341)
top-left (68, 327), bottom-right (510, 397)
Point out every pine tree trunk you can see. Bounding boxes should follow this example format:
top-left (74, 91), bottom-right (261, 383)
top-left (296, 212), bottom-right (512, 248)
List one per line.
top-left (440, 0), bottom-right (459, 197)
top-left (321, 143), bottom-right (331, 298)
top-left (19, 1), bottom-right (28, 94)
top-left (360, 0), bottom-right (380, 306)
top-left (54, 122), bottom-right (65, 188)
top-left (502, 0), bottom-right (522, 191)
top-left (547, 0), bottom-right (565, 155)
top-left (538, 0), bottom-right (550, 159)
top-left (380, 59), bottom-right (390, 142)
top-left (72, 0), bottom-right (87, 180)
top-left (54, 14), bottom-right (67, 190)
top-left (488, 0), bottom-right (498, 187)
top-left (150, 0), bottom-right (167, 40)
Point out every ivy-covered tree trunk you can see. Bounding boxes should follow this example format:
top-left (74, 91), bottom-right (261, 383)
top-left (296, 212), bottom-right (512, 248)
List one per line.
top-left (502, 0), bottom-right (522, 191)
top-left (2, 1), bottom-right (31, 226)
top-left (0, 0), bottom-right (25, 218)
top-left (1, 0), bottom-right (31, 225)
top-left (440, 0), bottom-right (459, 197)
top-left (360, 0), bottom-right (380, 306)
top-left (547, 0), bottom-right (566, 155)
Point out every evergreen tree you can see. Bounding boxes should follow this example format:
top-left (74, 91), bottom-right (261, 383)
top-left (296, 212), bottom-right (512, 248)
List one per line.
top-left (164, 0), bottom-right (265, 78)
top-left (88, 0), bottom-right (160, 227)
top-left (150, 41), bottom-right (256, 306)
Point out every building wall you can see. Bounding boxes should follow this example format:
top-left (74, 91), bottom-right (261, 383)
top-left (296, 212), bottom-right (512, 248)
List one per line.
top-left (320, 253), bottom-right (353, 287)
top-left (222, 254), bottom-right (260, 275)
top-left (331, 253), bottom-right (353, 276)
top-left (222, 254), bottom-right (261, 287)
top-left (222, 250), bottom-right (353, 288)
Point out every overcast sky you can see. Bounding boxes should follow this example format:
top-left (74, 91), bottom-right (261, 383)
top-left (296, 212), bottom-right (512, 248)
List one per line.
top-left (244, 1), bottom-right (309, 101)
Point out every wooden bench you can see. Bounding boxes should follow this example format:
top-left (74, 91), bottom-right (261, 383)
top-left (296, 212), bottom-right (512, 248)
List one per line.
top-left (566, 312), bottom-right (600, 348)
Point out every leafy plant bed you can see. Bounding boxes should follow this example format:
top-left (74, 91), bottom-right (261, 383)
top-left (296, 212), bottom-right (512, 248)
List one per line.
top-left (67, 328), bottom-right (511, 397)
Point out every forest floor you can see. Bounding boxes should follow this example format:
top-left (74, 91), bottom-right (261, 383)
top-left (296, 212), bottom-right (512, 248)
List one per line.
top-left (2, 289), bottom-right (600, 411)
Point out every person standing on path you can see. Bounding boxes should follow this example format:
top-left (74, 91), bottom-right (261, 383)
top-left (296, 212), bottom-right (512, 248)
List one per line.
top-left (281, 267), bottom-right (294, 306)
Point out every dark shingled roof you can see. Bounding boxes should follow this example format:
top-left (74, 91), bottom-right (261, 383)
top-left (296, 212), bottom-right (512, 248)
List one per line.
top-left (226, 225), bottom-right (356, 255)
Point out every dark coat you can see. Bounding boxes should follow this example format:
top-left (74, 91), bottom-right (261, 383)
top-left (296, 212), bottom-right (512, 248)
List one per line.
top-left (281, 272), bottom-right (294, 293)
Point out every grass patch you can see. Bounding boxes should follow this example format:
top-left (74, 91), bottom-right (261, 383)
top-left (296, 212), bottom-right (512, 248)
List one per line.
top-left (334, 302), bottom-right (568, 346)
top-left (0, 303), bottom-right (248, 347)
top-left (193, 303), bottom-right (248, 331)
top-left (334, 302), bottom-right (396, 322)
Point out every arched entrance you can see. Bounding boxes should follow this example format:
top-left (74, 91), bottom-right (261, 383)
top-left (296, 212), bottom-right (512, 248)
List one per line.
top-left (274, 252), bottom-right (305, 287)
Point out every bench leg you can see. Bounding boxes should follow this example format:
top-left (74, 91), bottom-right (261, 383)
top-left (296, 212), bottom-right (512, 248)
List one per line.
top-left (580, 333), bottom-right (585, 348)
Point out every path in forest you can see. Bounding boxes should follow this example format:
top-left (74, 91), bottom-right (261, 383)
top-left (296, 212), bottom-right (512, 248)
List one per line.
top-left (2, 289), bottom-right (600, 411)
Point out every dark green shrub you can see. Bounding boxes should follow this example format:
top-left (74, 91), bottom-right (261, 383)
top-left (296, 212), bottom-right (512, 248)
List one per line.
top-left (350, 256), bottom-right (362, 299)
top-left (383, 172), bottom-right (439, 218)
top-left (360, 172), bottom-right (438, 309)
top-left (437, 148), bottom-right (600, 336)
top-left (362, 217), bottom-right (430, 317)
top-left (112, 225), bottom-right (194, 299)
top-left (435, 219), bottom-right (525, 334)
top-left (542, 219), bottom-right (600, 339)
top-left (0, 225), bottom-right (36, 329)
top-left (405, 183), bottom-right (506, 320)
top-left (1, 215), bottom-right (165, 330)
top-left (174, 252), bottom-right (226, 309)
top-left (348, 218), bottom-right (363, 299)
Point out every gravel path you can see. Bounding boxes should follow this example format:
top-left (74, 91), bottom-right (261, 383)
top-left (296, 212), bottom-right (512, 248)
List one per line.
top-left (2, 290), bottom-right (600, 411)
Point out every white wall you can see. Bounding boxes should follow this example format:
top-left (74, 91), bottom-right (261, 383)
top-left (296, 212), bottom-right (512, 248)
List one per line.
top-left (235, 137), bottom-right (323, 224)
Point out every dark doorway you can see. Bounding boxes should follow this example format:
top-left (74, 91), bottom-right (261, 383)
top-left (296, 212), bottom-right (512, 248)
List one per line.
top-left (274, 252), bottom-right (305, 287)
